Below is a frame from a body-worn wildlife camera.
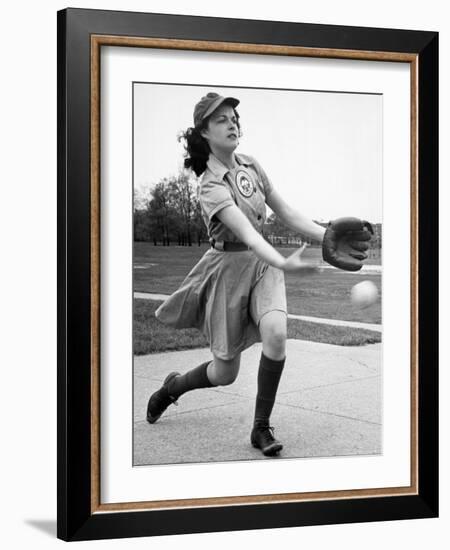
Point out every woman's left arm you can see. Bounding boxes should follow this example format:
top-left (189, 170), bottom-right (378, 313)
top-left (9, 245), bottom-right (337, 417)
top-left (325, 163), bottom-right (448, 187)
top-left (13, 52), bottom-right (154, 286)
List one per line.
top-left (266, 189), bottom-right (326, 243)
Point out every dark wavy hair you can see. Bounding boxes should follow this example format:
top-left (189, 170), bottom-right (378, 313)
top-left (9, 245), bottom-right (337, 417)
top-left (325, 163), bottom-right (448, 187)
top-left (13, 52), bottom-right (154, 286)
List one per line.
top-left (178, 108), bottom-right (242, 177)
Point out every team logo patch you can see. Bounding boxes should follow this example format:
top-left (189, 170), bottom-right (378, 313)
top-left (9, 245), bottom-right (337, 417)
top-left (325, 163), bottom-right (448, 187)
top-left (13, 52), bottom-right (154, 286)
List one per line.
top-left (235, 170), bottom-right (256, 198)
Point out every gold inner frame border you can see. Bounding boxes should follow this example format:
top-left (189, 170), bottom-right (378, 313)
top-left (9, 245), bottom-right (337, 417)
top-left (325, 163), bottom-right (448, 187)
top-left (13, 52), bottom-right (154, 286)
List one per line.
top-left (90, 34), bottom-right (419, 514)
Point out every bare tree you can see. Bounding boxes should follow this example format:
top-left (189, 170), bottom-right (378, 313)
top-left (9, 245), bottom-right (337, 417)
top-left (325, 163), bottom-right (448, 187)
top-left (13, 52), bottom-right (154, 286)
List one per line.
top-left (167, 172), bottom-right (197, 246)
top-left (147, 180), bottom-right (176, 245)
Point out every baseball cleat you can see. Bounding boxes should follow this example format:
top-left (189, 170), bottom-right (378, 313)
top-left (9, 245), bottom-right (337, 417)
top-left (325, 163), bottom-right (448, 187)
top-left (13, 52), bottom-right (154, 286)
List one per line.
top-left (251, 425), bottom-right (283, 456)
top-left (146, 372), bottom-right (180, 424)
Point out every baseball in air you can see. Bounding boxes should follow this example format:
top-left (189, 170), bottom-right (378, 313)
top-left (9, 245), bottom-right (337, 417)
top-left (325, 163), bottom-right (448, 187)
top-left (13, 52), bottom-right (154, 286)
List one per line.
top-left (350, 280), bottom-right (378, 309)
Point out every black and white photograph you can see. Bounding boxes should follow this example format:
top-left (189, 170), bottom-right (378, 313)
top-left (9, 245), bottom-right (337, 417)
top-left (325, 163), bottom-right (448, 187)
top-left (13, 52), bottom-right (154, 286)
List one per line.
top-left (1, 0), bottom-right (445, 545)
top-left (132, 84), bottom-right (382, 466)
top-left (51, 5), bottom-right (439, 542)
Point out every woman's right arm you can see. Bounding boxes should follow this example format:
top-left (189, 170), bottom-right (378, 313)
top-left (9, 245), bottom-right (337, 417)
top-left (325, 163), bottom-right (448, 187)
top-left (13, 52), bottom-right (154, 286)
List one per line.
top-left (216, 205), bottom-right (318, 273)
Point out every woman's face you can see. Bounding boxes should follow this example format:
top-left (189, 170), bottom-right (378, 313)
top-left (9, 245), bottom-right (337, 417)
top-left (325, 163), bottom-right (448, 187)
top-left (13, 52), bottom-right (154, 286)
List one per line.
top-left (200, 104), bottom-right (240, 154)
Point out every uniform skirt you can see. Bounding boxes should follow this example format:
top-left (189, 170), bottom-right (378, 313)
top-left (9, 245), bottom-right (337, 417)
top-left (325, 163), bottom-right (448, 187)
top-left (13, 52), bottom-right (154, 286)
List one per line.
top-left (155, 248), bottom-right (287, 360)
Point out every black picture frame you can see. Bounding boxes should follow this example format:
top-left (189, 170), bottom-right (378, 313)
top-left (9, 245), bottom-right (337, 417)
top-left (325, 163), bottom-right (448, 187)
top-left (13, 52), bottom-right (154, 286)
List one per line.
top-left (57, 7), bottom-right (438, 542)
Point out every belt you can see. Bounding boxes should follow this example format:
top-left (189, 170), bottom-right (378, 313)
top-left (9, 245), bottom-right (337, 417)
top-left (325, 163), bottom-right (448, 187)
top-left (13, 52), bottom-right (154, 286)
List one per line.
top-left (210, 239), bottom-right (250, 252)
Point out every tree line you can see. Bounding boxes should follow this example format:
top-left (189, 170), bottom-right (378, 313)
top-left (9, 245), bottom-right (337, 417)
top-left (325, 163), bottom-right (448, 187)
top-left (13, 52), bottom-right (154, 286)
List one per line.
top-left (134, 172), bottom-right (207, 246)
top-left (134, 170), bottom-right (382, 251)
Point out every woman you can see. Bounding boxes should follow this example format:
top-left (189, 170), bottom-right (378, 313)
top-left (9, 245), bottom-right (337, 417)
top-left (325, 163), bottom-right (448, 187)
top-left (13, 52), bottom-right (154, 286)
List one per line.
top-left (146, 91), bottom-right (371, 457)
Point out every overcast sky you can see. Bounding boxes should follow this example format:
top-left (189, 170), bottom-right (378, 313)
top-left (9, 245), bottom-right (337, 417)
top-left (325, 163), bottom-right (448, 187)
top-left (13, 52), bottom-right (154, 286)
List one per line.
top-left (134, 83), bottom-right (382, 223)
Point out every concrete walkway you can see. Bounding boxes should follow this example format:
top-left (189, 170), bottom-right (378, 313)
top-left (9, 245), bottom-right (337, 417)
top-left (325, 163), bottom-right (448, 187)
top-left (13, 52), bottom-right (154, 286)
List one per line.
top-left (134, 292), bottom-right (382, 333)
top-left (134, 339), bottom-right (382, 466)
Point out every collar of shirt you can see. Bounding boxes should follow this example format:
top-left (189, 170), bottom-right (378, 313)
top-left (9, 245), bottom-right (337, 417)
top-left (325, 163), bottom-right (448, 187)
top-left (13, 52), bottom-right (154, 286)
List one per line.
top-left (206, 152), bottom-right (254, 181)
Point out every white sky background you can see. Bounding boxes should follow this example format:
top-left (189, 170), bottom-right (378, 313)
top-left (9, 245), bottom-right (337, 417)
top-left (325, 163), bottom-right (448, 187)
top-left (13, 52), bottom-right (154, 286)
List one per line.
top-left (134, 83), bottom-right (382, 223)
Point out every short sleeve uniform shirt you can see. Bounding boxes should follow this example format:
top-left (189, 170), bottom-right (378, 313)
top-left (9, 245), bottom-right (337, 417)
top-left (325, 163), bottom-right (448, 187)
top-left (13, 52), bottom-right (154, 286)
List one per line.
top-left (199, 153), bottom-right (274, 242)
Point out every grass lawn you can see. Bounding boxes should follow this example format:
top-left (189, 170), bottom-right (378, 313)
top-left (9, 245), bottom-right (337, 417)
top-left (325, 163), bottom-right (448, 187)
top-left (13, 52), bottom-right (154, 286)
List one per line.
top-left (134, 299), bottom-right (381, 355)
top-left (134, 242), bottom-right (382, 324)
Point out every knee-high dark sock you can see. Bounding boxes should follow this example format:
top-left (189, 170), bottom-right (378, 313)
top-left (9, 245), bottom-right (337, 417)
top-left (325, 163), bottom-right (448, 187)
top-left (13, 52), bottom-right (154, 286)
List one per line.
top-left (253, 353), bottom-right (286, 427)
top-left (167, 361), bottom-right (215, 399)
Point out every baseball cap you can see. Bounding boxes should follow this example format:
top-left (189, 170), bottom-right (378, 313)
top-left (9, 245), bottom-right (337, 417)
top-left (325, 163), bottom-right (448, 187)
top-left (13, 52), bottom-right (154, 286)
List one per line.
top-left (193, 92), bottom-right (240, 128)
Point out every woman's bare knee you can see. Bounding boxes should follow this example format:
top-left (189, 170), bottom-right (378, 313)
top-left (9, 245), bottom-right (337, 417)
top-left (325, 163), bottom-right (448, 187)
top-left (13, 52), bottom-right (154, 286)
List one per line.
top-left (264, 332), bottom-right (286, 359)
top-left (208, 355), bottom-right (241, 386)
top-left (259, 312), bottom-right (287, 359)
